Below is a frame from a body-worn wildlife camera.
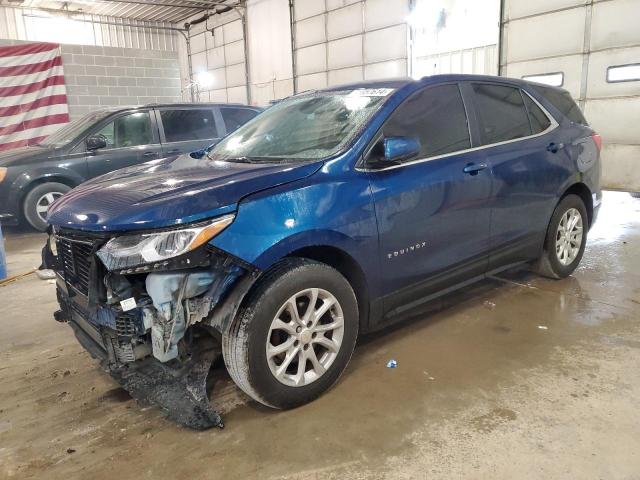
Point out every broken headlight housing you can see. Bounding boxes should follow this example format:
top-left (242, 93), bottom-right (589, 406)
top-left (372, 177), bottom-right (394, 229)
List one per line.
top-left (97, 214), bottom-right (234, 271)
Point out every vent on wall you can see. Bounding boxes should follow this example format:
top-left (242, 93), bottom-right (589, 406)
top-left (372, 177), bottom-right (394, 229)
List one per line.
top-left (522, 72), bottom-right (564, 87)
top-left (607, 64), bottom-right (640, 83)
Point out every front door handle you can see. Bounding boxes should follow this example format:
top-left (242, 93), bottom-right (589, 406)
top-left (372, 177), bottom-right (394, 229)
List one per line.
top-left (547, 142), bottom-right (565, 153)
top-left (463, 162), bottom-right (488, 176)
top-left (166, 149), bottom-right (181, 155)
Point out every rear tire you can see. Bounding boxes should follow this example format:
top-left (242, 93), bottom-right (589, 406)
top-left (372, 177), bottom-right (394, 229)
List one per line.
top-left (533, 194), bottom-right (588, 279)
top-left (23, 182), bottom-right (70, 231)
top-left (223, 258), bottom-right (358, 409)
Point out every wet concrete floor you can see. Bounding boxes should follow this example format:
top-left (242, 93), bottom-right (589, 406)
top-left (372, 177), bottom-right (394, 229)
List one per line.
top-left (1, 191), bottom-right (639, 479)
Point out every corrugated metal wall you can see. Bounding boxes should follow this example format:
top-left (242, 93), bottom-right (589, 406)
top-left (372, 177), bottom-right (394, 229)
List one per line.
top-left (414, 44), bottom-right (498, 77)
top-left (186, 8), bottom-right (249, 104)
top-left (292, 0), bottom-right (410, 91)
top-left (0, 6), bottom-right (178, 51)
top-left (501, 0), bottom-right (640, 192)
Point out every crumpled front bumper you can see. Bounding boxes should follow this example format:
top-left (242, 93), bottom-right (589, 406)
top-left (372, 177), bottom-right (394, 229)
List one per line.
top-left (48, 235), bottom-right (261, 430)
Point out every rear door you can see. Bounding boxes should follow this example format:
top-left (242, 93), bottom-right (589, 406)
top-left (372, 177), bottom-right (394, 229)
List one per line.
top-left (465, 82), bottom-right (562, 270)
top-left (85, 109), bottom-right (162, 178)
top-left (364, 83), bottom-right (493, 320)
top-left (157, 107), bottom-right (222, 156)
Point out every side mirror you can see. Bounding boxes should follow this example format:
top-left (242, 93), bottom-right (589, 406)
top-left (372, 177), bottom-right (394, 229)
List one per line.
top-left (384, 136), bottom-right (421, 163)
top-left (86, 134), bottom-right (107, 151)
top-left (189, 140), bottom-right (218, 159)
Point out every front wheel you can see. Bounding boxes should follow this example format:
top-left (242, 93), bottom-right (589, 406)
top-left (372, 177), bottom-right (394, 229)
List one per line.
top-left (23, 182), bottom-right (71, 231)
top-left (533, 194), bottom-right (588, 279)
top-left (223, 258), bottom-right (358, 409)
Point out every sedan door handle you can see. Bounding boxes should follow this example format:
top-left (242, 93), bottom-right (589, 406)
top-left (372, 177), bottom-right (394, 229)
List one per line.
top-left (547, 142), bottom-right (565, 153)
top-left (463, 162), bottom-right (488, 176)
top-left (142, 151), bottom-right (157, 157)
top-left (166, 149), bottom-right (181, 155)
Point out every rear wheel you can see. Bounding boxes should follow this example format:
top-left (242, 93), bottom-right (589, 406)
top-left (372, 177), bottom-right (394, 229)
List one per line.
top-left (23, 182), bottom-right (70, 231)
top-left (533, 194), bottom-right (588, 279)
top-left (223, 258), bottom-right (358, 409)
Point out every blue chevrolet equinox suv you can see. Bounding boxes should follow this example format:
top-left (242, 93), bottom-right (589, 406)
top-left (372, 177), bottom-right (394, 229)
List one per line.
top-left (44, 75), bottom-right (601, 429)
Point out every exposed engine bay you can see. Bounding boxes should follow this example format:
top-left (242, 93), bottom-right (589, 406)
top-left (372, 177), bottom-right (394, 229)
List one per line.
top-left (45, 227), bottom-right (259, 429)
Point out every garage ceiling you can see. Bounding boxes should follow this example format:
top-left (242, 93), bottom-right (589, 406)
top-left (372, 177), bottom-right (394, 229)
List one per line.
top-left (0, 0), bottom-right (238, 23)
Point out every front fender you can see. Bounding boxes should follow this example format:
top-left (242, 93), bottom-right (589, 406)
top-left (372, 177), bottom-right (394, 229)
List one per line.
top-left (12, 166), bottom-right (86, 196)
top-left (254, 228), bottom-right (365, 269)
top-left (210, 168), bottom-right (382, 298)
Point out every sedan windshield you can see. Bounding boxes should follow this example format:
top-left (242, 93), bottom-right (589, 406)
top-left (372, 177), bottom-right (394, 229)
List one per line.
top-left (208, 88), bottom-right (395, 162)
top-left (38, 111), bottom-right (111, 147)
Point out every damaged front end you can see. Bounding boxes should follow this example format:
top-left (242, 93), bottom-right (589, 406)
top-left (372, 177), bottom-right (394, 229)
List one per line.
top-left (44, 219), bottom-right (259, 429)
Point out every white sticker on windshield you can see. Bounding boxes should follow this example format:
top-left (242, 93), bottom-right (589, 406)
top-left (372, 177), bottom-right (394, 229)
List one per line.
top-left (351, 88), bottom-right (394, 97)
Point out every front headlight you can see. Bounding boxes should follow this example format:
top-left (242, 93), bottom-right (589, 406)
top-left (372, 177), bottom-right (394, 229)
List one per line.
top-left (97, 214), bottom-right (234, 271)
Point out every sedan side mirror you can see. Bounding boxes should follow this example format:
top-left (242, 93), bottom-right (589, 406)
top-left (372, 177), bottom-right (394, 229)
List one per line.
top-left (86, 134), bottom-right (107, 151)
top-left (384, 136), bottom-right (421, 163)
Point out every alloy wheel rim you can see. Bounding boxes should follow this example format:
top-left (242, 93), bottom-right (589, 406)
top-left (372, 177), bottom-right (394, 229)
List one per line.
top-left (35, 192), bottom-right (63, 223)
top-left (555, 207), bottom-right (583, 266)
top-left (266, 288), bottom-right (344, 387)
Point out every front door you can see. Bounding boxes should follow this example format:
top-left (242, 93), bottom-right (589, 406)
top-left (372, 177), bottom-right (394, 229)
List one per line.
top-left (364, 83), bottom-right (493, 320)
top-left (86, 110), bottom-right (162, 178)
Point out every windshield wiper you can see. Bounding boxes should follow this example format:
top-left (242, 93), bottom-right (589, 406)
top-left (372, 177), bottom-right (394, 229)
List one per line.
top-left (213, 156), bottom-right (282, 164)
top-left (223, 156), bottom-right (255, 163)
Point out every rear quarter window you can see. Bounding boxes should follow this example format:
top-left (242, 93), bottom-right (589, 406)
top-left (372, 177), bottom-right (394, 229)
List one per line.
top-left (530, 85), bottom-right (587, 126)
top-left (220, 107), bottom-right (260, 134)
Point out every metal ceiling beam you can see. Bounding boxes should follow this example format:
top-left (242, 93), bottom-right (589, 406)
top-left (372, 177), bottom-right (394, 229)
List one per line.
top-left (77, 0), bottom-right (212, 11)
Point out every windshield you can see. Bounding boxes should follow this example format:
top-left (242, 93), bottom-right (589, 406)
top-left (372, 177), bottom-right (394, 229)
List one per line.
top-left (38, 110), bottom-right (111, 147)
top-left (208, 88), bottom-right (395, 162)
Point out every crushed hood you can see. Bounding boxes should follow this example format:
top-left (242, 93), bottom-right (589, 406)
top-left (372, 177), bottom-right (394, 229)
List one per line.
top-left (47, 154), bottom-right (322, 232)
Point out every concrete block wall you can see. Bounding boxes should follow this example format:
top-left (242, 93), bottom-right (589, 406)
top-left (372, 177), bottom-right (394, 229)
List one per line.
top-left (60, 44), bottom-right (182, 120)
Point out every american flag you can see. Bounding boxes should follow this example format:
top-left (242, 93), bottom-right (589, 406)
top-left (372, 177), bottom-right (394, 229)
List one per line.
top-left (0, 42), bottom-right (70, 152)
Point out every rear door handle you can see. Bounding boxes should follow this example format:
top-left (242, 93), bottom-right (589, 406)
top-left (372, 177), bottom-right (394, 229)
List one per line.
top-left (547, 142), bottom-right (565, 153)
top-left (143, 151), bottom-right (157, 157)
top-left (463, 162), bottom-right (488, 175)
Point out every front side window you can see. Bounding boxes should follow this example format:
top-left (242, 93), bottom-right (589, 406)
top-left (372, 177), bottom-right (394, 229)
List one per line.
top-left (380, 84), bottom-right (471, 160)
top-left (160, 109), bottom-right (218, 142)
top-left (208, 89), bottom-right (393, 162)
top-left (220, 107), bottom-right (259, 134)
top-left (94, 111), bottom-right (153, 149)
top-left (472, 84), bottom-right (531, 145)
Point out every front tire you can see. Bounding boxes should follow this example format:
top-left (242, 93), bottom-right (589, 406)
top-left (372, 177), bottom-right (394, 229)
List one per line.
top-left (223, 258), bottom-right (358, 409)
top-left (23, 182), bottom-right (71, 231)
top-left (533, 194), bottom-right (588, 279)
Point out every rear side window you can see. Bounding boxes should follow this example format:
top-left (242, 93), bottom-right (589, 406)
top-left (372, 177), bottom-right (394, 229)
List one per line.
top-left (531, 85), bottom-right (587, 125)
top-left (221, 107), bottom-right (259, 133)
top-left (523, 94), bottom-right (551, 134)
top-left (382, 84), bottom-right (471, 159)
top-left (472, 84), bottom-right (531, 145)
top-left (160, 109), bottom-right (218, 142)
